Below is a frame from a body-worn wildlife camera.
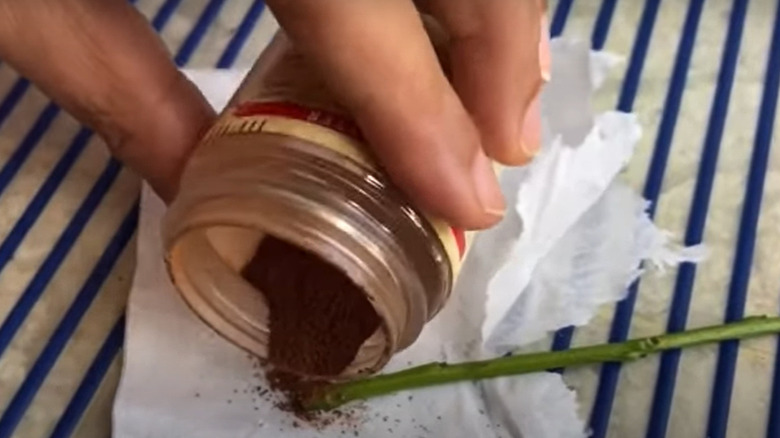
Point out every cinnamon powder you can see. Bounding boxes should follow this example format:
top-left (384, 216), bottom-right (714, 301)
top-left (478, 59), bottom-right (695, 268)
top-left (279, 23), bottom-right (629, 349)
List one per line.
top-left (241, 235), bottom-right (381, 377)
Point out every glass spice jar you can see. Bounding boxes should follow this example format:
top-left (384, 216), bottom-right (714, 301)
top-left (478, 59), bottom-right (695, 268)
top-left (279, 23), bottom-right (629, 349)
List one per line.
top-left (163, 28), bottom-right (467, 379)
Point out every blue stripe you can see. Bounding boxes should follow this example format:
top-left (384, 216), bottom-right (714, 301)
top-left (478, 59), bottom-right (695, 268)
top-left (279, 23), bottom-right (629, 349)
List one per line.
top-left (0, 129), bottom-right (92, 273)
top-left (550, 0), bottom-right (620, 357)
top-left (550, 327), bottom-right (574, 365)
top-left (0, 160), bottom-right (122, 360)
top-left (174, 0), bottom-right (228, 66)
top-left (0, 205), bottom-right (138, 438)
top-left (617, 0), bottom-right (662, 113)
top-left (550, 0), bottom-right (573, 37)
top-left (151, 0), bottom-right (184, 31)
top-left (708, 1), bottom-right (779, 436)
top-left (547, 0), bottom-right (575, 41)
top-left (591, 0), bottom-right (618, 50)
top-left (0, 79), bottom-right (30, 129)
top-left (49, 317), bottom-right (125, 438)
top-left (0, 104), bottom-right (60, 196)
top-left (646, 1), bottom-right (747, 436)
top-left (588, 0), bottom-right (674, 436)
top-left (217, 0), bottom-right (265, 68)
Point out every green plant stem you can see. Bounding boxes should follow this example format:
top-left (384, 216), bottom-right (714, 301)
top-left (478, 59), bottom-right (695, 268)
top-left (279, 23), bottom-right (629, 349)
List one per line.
top-left (305, 316), bottom-right (780, 411)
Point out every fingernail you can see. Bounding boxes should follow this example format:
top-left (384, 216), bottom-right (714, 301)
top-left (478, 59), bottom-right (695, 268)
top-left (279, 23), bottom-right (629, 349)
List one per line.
top-left (471, 152), bottom-right (505, 217)
top-left (520, 140), bottom-right (539, 159)
top-left (540, 14), bottom-right (551, 82)
top-left (519, 97), bottom-right (542, 159)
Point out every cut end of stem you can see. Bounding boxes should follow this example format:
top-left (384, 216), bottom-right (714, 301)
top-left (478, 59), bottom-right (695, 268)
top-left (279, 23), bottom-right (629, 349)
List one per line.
top-left (300, 388), bottom-right (345, 412)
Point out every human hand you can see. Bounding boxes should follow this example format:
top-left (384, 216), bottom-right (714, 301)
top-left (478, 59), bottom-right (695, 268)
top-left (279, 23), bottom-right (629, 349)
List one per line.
top-left (0, 0), bottom-right (549, 230)
top-left (266, 0), bottom-right (550, 229)
top-left (0, 0), bottom-right (215, 202)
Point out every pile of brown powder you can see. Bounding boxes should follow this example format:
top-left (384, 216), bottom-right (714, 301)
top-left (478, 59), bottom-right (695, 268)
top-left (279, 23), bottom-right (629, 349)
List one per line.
top-left (241, 235), bottom-right (381, 378)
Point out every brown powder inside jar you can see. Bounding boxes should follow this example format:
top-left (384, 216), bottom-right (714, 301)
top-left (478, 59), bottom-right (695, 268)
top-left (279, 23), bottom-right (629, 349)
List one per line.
top-left (241, 235), bottom-right (381, 377)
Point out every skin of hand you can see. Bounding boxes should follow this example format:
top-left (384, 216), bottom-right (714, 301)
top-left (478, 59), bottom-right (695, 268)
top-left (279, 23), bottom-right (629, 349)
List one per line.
top-left (0, 0), bottom-right (549, 230)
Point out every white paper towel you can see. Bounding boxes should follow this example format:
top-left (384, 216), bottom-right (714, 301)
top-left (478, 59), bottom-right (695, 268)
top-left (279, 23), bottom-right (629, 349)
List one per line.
top-left (112, 39), bottom-right (704, 438)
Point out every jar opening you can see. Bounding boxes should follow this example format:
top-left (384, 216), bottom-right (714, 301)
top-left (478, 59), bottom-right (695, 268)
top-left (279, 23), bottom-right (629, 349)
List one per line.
top-left (168, 219), bottom-right (388, 380)
top-left (164, 133), bottom-right (449, 378)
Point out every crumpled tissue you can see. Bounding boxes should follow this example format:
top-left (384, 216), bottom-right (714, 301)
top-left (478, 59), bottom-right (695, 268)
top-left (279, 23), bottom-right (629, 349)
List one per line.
top-left (112, 39), bottom-right (705, 438)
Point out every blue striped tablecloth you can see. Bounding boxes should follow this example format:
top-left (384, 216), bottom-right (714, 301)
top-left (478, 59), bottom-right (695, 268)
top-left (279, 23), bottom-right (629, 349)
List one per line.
top-left (0, 1), bottom-right (779, 437)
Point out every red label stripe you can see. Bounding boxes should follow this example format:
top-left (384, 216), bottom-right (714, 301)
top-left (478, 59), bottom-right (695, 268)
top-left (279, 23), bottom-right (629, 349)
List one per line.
top-left (451, 227), bottom-right (466, 258)
top-left (232, 101), bottom-right (364, 141)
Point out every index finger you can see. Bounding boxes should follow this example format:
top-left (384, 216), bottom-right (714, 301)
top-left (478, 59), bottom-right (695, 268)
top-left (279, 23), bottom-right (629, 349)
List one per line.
top-left (426, 0), bottom-right (546, 165)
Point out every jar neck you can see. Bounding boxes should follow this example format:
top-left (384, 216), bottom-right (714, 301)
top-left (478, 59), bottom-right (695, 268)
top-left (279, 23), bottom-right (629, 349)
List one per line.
top-left (164, 132), bottom-right (451, 375)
